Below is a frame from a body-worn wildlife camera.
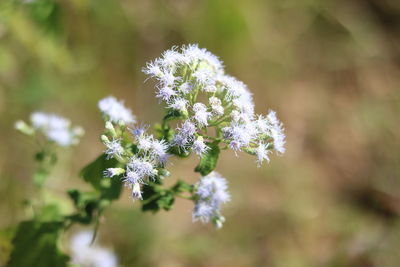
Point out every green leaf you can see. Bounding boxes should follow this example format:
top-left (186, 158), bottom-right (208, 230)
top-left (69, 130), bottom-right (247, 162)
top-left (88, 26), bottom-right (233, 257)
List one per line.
top-left (154, 123), bottom-right (175, 143)
top-left (25, 0), bottom-right (63, 37)
top-left (141, 183), bottom-right (175, 213)
top-left (80, 154), bottom-right (122, 201)
top-left (35, 151), bottom-right (46, 162)
top-left (37, 204), bottom-right (63, 222)
top-left (0, 228), bottom-right (15, 265)
top-left (168, 146), bottom-right (191, 158)
top-left (171, 180), bottom-right (193, 194)
top-left (67, 189), bottom-right (99, 224)
top-left (163, 110), bottom-right (183, 122)
top-left (8, 220), bottom-right (69, 267)
top-left (33, 169), bottom-right (48, 187)
top-left (194, 141), bottom-right (220, 176)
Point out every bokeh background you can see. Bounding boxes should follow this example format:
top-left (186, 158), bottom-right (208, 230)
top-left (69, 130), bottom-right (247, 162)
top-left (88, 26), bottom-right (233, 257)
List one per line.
top-left (1, 0), bottom-right (400, 266)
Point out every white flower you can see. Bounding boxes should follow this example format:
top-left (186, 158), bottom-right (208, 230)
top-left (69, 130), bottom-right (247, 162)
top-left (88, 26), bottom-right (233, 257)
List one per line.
top-left (156, 86), bottom-right (176, 101)
top-left (178, 82), bottom-right (193, 94)
top-left (160, 71), bottom-right (178, 86)
top-left (104, 139), bottom-right (124, 159)
top-left (130, 123), bottom-right (148, 138)
top-left (124, 170), bottom-right (142, 184)
top-left (169, 98), bottom-right (187, 113)
top-left (209, 97), bottom-right (224, 116)
top-left (47, 128), bottom-right (76, 147)
top-left (267, 110), bottom-right (286, 154)
top-left (142, 45), bottom-right (286, 165)
top-left (254, 115), bottom-right (269, 133)
top-left (174, 120), bottom-right (196, 149)
top-left (20, 112), bottom-right (84, 146)
top-left (137, 135), bottom-right (153, 152)
top-left (143, 60), bottom-right (163, 77)
top-left (192, 136), bottom-right (209, 156)
top-left (98, 96), bottom-right (136, 124)
top-left (179, 120), bottom-right (196, 135)
top-left (193, 103), bottom-right (210, 126)
top-left (131, 182), bottom-right (143, 200)
top-left (30, 112), bottom-right (58, 129)
top-left (271, 127), bottom-right (286, 154)
top-left (192, 202), bottom-right (213, 224)
top-left (222, 123), bottom-right (254, 151)
top-left (208, 97), bottom-right (221, 106)
top-left (150, 139), bottom-right (169, 164)
top-left (70, 231), bottom-right (118, 267)
top-left (161, 48), bottom-right (184, 67)
top-left (127, 156), bottom-right (155, 178)
top-left (203, 84), bottom-right (217, 93)
top-left (256, 143), bottom-right (270, 166)
top-left (182, 44), bottom-right (224, 72)
top-left (193, 69), bottom-right (215, 86)
top-left (192, 172), bottom-right (230, 227)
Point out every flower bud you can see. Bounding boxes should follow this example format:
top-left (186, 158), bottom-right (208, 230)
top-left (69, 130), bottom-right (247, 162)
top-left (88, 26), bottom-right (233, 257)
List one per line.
top-left (15, 120), bottom-right (34, 136)
top-left (101, 134), bottom-right (110, 144)
top-left (105, 121), bottom-right (117, 137)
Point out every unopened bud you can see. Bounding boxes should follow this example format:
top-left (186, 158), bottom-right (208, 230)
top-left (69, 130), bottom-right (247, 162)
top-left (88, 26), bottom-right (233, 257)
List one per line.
top-left (15, 120), bottom-right (34, 136)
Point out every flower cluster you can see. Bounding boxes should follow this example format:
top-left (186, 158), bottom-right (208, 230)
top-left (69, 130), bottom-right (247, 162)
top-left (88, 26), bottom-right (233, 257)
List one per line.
top-left (192, 172), bottom-right (230, 228)
top-left (70, 231), bottom-right (118, 267)
top-left (15, 112), bottom-right (84, 147)
top-left (143, 44), bottom-right (285, 164)
top-left (98, 96), bottom-right (136, 125)
top-left (99, 97), bottom-right (170, 200)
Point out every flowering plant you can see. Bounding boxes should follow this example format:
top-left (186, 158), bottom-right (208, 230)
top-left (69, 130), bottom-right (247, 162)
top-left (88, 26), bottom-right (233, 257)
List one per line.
top-left (10, 45), bottom-right (285, 266)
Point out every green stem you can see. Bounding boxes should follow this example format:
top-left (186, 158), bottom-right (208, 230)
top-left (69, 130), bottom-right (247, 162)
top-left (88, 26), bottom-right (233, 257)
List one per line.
top-left (175, 194), bottom-right (194, 200)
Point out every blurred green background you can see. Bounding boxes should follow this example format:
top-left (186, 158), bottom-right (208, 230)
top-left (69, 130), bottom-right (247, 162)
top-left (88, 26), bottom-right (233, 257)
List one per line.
top-left (1, 0), bottom-right (400, 266)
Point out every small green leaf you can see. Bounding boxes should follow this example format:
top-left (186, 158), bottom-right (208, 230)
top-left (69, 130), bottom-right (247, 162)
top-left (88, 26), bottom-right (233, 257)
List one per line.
top-left (81, 154), bottom-right (111, 189)
top-left (37, 204), bottom-right (62, 222)
top-left (194, 141), bottom-right (220, 176)
top-left (33, 169), bottom-right (48, 187)
top-left (141, 183), bottom-right (175, 213)
top-left (168, 146), bottom-right (191, 158)
top-left (156, 192), bottom-right (175, 211)
top-left (67, 189), bottom-right (100, 224)
top-left (35, 151), bottom-right (46, 162)
top-left (8, 220), bottom-right (69, 267)
top-left (163, 110), bottom-right (183, 122)
top-left (80, 154), bottom-right (122, 201)
top-left (171, 180), bottom-right (193, 193)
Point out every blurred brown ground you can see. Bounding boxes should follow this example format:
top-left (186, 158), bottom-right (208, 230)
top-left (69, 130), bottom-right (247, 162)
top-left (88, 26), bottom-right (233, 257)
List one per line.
top-left (1, 0), bottom-right (400, 266)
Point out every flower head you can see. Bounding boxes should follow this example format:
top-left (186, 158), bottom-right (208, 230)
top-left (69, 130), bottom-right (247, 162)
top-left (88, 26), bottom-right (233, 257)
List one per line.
top-left (98, 96), bottom-right (136, 124)
top-left (143, 45), bottom-right (286, 165)
top-left (192, 136), bottom-right (209, 156)
top-left (104, 139), bottom-right (124, 159)
top-left (192, 172), bottom-right (230, 228)
top-left (70, 231), bottom-right (118, 267)
top-left (16, 112), bottom-right (84, 147)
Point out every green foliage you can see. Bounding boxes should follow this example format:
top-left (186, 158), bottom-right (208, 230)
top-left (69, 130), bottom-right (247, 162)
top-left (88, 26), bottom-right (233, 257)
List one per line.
top-left (142, 180), bottom-right (192, 212)
top-left (24, 0), bottom-right (63, 37)
top-left (154, 123), bottom-right (174, 143)
top-left (67, 154), bottom-right (124, 224)
top-left (67, 189), bottom-right (100, 224)
top-left (163, 109), bottom-right (185, 122)
top-left (33, 169), bottom-right (48, 187)
top-left (171, 180), bottom-right (194, 194)
top-left (80, 154), bottom-right (123, 201)
top-left (194, 141), bottom-right (220, 176)
top-left (8, 220), bottom-right (69, 267)
top-left (37, 204), bottom-right (63, 222)
top-left (142, 182), bottom-right (175, 213)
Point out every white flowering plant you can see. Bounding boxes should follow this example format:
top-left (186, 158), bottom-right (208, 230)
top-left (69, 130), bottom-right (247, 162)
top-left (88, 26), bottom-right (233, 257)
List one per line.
top-left (10, 45), bottom-right (285, 266)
